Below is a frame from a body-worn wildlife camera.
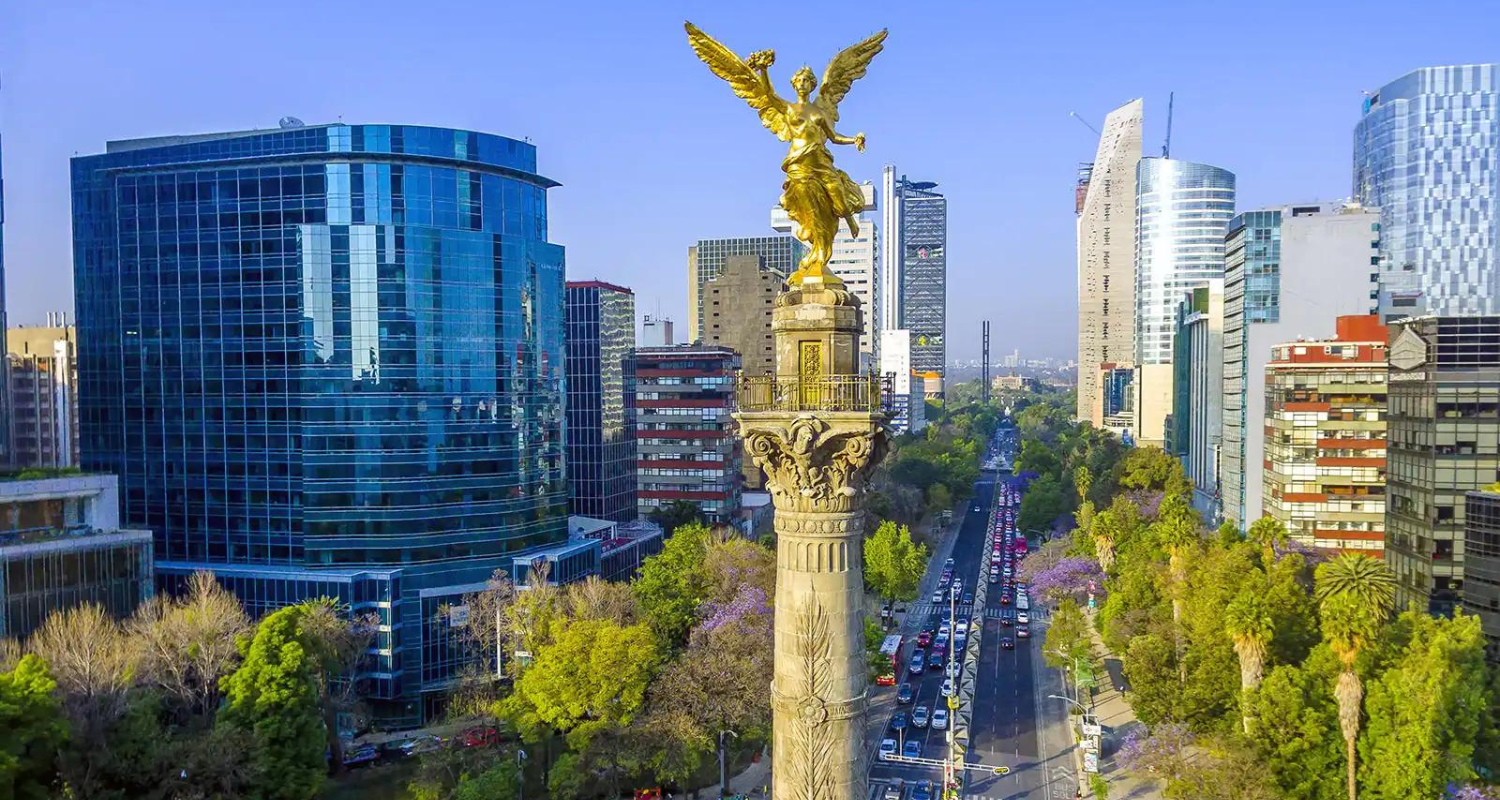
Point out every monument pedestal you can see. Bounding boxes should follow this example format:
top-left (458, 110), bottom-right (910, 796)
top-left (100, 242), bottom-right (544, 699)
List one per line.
top-left (736, 287), bottom-right (887, 800)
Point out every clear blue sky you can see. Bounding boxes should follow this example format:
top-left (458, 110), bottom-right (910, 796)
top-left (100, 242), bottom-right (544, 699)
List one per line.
top-left (3, 0), bottom-right (1497, 361)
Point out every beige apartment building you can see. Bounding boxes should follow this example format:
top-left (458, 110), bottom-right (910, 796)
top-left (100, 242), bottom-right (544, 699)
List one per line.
top-left (1075, 99), bottom-right (1142, 428)
top-left (1262, 315), bottom-right (1388, 555)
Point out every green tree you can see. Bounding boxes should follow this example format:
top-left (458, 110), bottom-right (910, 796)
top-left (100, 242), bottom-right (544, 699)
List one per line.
top-left (1122, 633), bottom-right (1180, 726)
top-left (927, 483), bottom-right (953, 514)
top-left (1247, 516), bottom-right (1290, 568)
top-left (1118, 446), bottom-right (1192, 498)
top-left (453, 758), bottom-right (521, 800)
top-left (1360, 611), bottom-right (1490, 799)
top-left (1018, 473), bottom-right (1068, 533)
top-left (633, 523), bottom-right (713, 648)
top-left (1225, 590), bottom-right (1274, 733)
top-left (649, 500), bottom-right (704, 534)
top-left (0, 654), bottom-right (67, 800)
top-left (1151, 492), bottom-right (1202, 624)
top-left (865, 521), bottom-right (930, 608)
top-left (218, 604), bottom-right (328, 800)
top-left (1316, 553), bottom-right (1396, 800)
top-left (1043, 599), bottom-right (1092, 671)
top-left (507, 619), bottom-right (662, 735)
top-left (1245, 647), bottom-right (1347, 800)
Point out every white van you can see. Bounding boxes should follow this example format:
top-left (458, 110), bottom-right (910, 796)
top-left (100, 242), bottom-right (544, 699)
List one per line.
top-left (1016, 593), bottom-right (1030, 611)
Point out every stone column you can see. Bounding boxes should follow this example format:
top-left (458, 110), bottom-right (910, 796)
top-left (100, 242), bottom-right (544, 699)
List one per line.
top-left (736, 284), bottom-right (887, 800)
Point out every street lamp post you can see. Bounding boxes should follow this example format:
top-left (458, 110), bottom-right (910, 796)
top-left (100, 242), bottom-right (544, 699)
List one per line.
top-left (516, 749), bottom-right (527, 800)
top-left (719, 729), bottom-right (738, 797)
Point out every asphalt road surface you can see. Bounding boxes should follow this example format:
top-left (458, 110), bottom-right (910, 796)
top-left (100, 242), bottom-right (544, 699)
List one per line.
top-left (866, 427), bottom-right (1075, 800)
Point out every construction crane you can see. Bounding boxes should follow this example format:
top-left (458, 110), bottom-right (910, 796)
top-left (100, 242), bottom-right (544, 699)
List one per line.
top-left (1069, 111), bottom-right (1100, 137)
top-left (1162, 91), bottom-right (1174, 158)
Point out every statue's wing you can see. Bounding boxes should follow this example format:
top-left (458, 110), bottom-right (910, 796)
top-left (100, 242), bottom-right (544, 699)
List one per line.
top-left (815, 29), bottom-right (888, 122)
top-left (685, 22), bottom-right (789, 141)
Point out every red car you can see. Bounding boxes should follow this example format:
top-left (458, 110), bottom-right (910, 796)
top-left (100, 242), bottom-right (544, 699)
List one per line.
top-left (461, 726), bottom-right (500, 748)
top-left (916, 630), bottom-right (933, 647)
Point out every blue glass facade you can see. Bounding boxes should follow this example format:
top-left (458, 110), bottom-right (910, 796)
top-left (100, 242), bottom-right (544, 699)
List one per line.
top-left (565, 282), bottom-right (637, 522)
top-left (72, 124), bottom-right (568, 725)
top-left (1135, 158), bottom-right (1236, 366)
top-left (1355, 65), bottom-right (1500, 318)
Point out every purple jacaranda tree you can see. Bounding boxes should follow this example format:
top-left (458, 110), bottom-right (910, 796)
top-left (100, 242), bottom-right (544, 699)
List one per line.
top-left (1117, 722), bottom-right (1195, 784)
top-left (696, 584), bottom-right (771, 635)
top-left (1448, 785), bottom-right (1500, 800)
top-left (1124, 489), bottom-right (1164, 520)
top-left (1026, 556), bottom-right (1105, 605)
top-left (1275, 536), bottom-right (1331, 567)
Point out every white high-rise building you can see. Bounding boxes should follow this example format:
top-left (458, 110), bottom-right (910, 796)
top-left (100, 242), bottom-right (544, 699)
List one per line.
top-left (771, 182), bottom-right (879, 365)
top-left (1133, 157), bottom-right (1236, 448)
top-left (880, 165), bottom-right (901, 332)
top-left (1076, 99), bottom-right (1143, 428)
top-left (879, 329), bottom-right (925, 434)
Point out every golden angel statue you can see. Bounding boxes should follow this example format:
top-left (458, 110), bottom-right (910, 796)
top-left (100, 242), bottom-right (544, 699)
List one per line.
top-left (686, 21), bottom-right (887, 288)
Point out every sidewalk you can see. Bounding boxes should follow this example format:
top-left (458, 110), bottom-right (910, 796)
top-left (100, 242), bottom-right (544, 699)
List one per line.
top-left (1078, 620), bottom-right (1160, 800)
top-left (725, 749), bottom-right (772, 797)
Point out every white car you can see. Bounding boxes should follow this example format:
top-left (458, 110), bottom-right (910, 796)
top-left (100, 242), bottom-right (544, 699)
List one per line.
top-left (879, 738), bottom-right (897, 760)
top-left (1017, 611), bottom-right (1030, 625)
top-left (941, 678), bottom-right (955, 697)
top-left (932, 708), bottom-right (949, 730)
top-left (956, 619), bottom-right (970, 635)
top-left (932, 590), bottom-right (944, 603)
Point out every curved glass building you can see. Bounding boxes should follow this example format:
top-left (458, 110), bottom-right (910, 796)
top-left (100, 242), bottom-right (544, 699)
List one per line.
top-left (1354, 64), bottom-right (1500, 319)
top-left (72, 124), bottom-right (567, 723)
top-left (1133, 157), bottom-right (1235, 447)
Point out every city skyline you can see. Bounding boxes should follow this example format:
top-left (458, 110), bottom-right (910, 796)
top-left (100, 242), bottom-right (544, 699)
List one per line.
top-left (4, 1), bottom-right (1499, 362)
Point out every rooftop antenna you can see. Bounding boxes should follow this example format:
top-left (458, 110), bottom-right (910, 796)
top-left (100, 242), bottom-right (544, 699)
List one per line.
top-left (1069, 112), bottom-right (1100, 137)
top-left (1162, 91), bottom-right (1174, 158)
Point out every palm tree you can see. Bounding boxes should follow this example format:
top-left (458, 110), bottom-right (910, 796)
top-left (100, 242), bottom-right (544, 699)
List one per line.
top-left (1247, 516), bottom-right (1290, 567)
top-left (1314, 553), bottom-right (1396, 800)
top-left (1224, 590), bottom-right (1274, 734)
top-left (1091, 507), bottom-right (1118, 573)
top-left (1153, 492), bottom-right (1201, 624)
top-left (1314, 553), bottom-right (1397, 615)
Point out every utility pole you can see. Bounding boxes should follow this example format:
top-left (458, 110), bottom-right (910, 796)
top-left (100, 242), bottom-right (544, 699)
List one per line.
top-left (719, 729), bottom-right (738, 796)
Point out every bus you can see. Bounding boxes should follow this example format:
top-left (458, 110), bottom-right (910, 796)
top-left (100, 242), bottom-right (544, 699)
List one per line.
top-left (876, 634), bottom-right (904, 686)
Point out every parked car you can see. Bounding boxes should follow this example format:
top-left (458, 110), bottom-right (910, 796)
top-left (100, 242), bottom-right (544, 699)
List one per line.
top-left (912, 705), bottom-right (930, 728)
top-left (342, 744), bottom-right (379, 768)
top-left (461, 726), bottom-right (500, 748)
top-left (399, 735), bottom-right (444, 757)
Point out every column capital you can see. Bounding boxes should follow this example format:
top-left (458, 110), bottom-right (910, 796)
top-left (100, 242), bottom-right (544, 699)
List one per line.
top-left (736, 411), bottom-right (887, 514)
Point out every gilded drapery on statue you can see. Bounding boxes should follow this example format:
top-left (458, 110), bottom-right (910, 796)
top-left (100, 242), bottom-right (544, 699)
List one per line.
top-left (685, 22), bottom-right (887, 288)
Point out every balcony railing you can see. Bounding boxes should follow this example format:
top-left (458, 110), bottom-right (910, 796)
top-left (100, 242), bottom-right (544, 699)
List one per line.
top-left (737, 374), bottom-right (885, 414)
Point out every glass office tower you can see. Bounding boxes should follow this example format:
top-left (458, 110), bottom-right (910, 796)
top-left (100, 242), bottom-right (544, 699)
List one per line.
top-left (565, 281), bottom-right (637, 522)
top-left (897, 179), bottom-right (947, 393)
top-left (1133, 157), bottom-right (1235, 447)
top-left (72, 124), bottom-right (567, 725)
top-left (1355, 64), bottom-right (1500, 319)
top-left (0, 126), bottom-right (10, 465)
